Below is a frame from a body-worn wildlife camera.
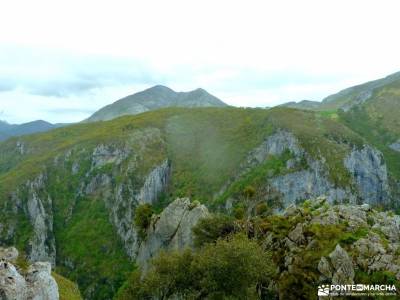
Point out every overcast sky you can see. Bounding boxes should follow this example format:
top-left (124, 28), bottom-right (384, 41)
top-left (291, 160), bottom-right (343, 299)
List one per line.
top-left (1, 0), bottom-right (400, 123)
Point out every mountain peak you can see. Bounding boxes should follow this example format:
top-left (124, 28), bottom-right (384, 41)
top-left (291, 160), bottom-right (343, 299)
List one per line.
top-left (146, 85), bottom-right (175, 93)
top-left (86, 86), bottom-right (228, 122)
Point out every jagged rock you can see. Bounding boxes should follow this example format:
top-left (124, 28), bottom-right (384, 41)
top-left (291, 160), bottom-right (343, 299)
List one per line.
top-left (250, 130), bottom-right (303, 164)
top-left (328, 245), bottom-right (355, 285)
top-left (283, 204), bottom-right (298, 217)
top-left (106, 183), bottom-right (139, 259)
top-left (283, 237), bottom-right (299, 253)
top-left (0, 248), bottom-right (59, 300)
top-left (372, 213), bottom-right (400, 242)
top-left (352, 233), bottom-right (386, 270)
top-left (0, 247), bottom-right (18, 262)
top-left (71, 162), bottom-right (80, 175)
top-left (85, 174), bottom-right (112, 194)
top-left (389, 140), bottom-right (400, 152)
top-left (311, 209), bottom-right (339, 225)
top-left (335, 205), bottom-right (368, 230)
top-left (16, 141), bottom-right (25, 155)
top-left (344, 146), bottom-right (390, 205)
top-left (288, 223), bottom-right (305, 244)
top-left (318, 257), bottom-right (333, 279)
top-left (136, 198), bottom-right (209, 270)
top-left (103, 160), bottom-right (171, 259)
top-left (91, 144), bottom-right (130, 168)
top-left (0, 260), bottom-right (27, 300)
top-left (26, 262), bottom-right (59, 300)
top-left (23, 174), bottom-right (56, 265)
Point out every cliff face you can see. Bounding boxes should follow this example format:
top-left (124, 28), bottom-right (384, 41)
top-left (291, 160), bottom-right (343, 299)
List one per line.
top-left (3, 173), bottom-right (56, 266)
top-left (0, 247), bottom-right (59, 300)
top-left (345, 146), bottom-right (390, 205)
top-left (222, 130), bottom-right (392, 209)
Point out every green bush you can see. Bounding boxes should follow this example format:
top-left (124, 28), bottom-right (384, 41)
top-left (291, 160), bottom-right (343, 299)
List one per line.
top-left (134, 204), bottom-right (154, 239)
top-left (256, 203), bottom-right (269, 216)
top-left (192, 214), bottom-right (237, 247)
top-left (234, 206), bottom-right (245, 219)
top-left (115, 234), bottom-right (275, 300)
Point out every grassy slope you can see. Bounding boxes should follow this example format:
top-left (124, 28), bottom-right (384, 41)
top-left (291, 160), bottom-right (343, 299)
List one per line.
top-left (338, 81), bottom-right (400, 180)
top-left (53, 272), bottom-right (83, 300)
top-left (0, 107), bottom-right (369, 298)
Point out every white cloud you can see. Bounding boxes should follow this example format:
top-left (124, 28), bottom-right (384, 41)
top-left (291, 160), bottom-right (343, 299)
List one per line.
top-left (0, 0), bottom-right (400, 123)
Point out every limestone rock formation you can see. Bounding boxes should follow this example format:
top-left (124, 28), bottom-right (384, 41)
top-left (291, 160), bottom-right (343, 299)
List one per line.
top-left (344, 146), bottom-right (390, 205)
top-left (0, 247), bottom-right (59, 300)
top-left (265, 197), bottom-right (400, 291)
top-left (136, 198), bottom-right (209, 269)
top-left (227, 130), bottom-right (392, 208)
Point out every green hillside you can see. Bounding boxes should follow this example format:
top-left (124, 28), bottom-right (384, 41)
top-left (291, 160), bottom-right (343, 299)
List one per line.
top-left (338, 80), bottom-right (400, 180)
top-left (319, 71), bottom-right (400, 111)
top-left (0, 105), bottom-right (397, 299)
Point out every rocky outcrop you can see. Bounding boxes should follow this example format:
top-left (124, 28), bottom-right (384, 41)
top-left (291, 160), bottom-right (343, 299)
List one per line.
top-left (247, 130), bottom-right (303, 165)
top-left (272, 197), bottom-right (400, 288)
top-left (344, 146), bottom-right (390, 205)
top-left (389, 140), bottom-right (400, 152)
top-left (24, 174), bottom-right (56, 266)
top-left (136, 198), bottom-right (209, 270)
top-left (104, 159), bottom-right (171, 259)
top-left (320, 244), bottom-right (355, 284)
top-left (2, 174), bottom-right (57, 266)
top-left (232, 130), bottom-right (354, 207)
top-left (225, 130), bottom-right (392, 209)
top-left (270, 159), bottom-right (352, 207)
top-left (91, 144), bottom-right (130, 168)
top-left (0, 173), bottom-right (56, 266)
top-left (0, 247), bottom-right (59, 300)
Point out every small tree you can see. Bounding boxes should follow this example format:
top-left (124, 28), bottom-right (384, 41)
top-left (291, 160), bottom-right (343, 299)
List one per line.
top-left (134, 203), bottom-right (154, 239)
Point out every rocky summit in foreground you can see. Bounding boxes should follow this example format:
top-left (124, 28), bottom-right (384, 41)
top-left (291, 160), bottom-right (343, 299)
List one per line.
top-left (115, 196), bottom-right (400, 299)
top-left (0, 247), bottom-right (58, 300)
top-left (0, 247), bottom-right (82, 300)
top-left (271, 197), bottom-right (400, 298)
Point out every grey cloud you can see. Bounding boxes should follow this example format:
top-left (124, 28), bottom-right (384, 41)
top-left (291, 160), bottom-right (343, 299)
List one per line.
top-left (0, 46), bottom-right (162, 97)
top-left (45, 107), bottom-right (95, 115)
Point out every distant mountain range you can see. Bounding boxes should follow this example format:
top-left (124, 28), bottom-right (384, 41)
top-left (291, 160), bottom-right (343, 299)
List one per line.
top-left (85, 85), bottom-right (228, 122)
top-left (0, 120), bottom-right (65, 141)
top-left (280, 71), bottom-right (400, 111)
top-left (2, 72), bottom-right (400, 141)
top-left (278, 99), bottom-right (321, 110)
top-left (0, 86), bottom-right (227, 141)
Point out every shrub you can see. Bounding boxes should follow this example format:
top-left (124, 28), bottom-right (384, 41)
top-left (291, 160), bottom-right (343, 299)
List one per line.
top-left (233, 206), bottom-right (245, 219)
top-left (115, 234), bottom-right (275, 300)
top-left (256, 203), bottom-right (269, 216)
top-left (192, 214), bottom-right (237, 247)
top-left (134, 204), bottom-right (154, 239)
